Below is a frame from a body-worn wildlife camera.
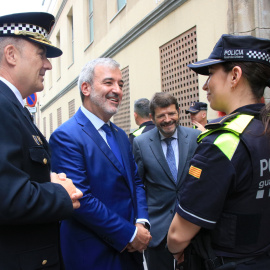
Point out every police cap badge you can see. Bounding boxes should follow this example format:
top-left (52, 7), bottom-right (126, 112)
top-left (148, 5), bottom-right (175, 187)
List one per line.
top-left (0, 12), bottom-right (62, 58)
top-left (188, 34), bottom-right (270, 75)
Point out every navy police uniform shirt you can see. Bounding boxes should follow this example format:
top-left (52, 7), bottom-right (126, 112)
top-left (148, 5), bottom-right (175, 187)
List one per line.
top-left (176, 103), bottom-right (270, 258)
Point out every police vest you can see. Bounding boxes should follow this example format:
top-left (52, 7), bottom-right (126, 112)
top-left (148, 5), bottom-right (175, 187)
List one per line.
top-left (132, 126), bottom-right (146, 137)
top-left (198, 113), bottom-right (270, 255)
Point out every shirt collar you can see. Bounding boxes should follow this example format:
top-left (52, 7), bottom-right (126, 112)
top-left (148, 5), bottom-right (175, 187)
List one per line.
top-left (159, 129), bottom-right (178, 141)
top-left (80, 105), bottom-right (110, 130)
top-left (0, 77), bottom-right (24, 107)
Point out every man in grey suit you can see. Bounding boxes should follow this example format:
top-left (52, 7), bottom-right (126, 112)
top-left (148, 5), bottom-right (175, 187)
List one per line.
top-left (133, 92), bottom-right (201, 270)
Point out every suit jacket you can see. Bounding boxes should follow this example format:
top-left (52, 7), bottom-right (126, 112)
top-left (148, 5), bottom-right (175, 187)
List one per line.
top-left (133, 126), bottom-right (200, 247)
top-left (0, 81), bottom-right (73, 269)
top-left (49, 108), bottom-right (149, 270)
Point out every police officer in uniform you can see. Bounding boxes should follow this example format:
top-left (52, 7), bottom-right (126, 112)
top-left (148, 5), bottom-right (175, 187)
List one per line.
top-left (167, 34), bottom-right (270, 269)
top-left (185, 101), bottom-right (208, 131)
top-left (129, 98), bottom-right (155, 146)
top-left (0, 12), bottom-right (82, 269)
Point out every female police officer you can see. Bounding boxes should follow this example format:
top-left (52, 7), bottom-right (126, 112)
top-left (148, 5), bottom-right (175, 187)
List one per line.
top-left (167, 34), bottom-right (270, 269)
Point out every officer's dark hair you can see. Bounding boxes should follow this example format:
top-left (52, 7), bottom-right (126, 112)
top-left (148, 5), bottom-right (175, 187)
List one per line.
top-left (222, 62), bottom-right (270, 101)
top-left (222, 61), bottom-right (270, 136)
top-left (150, 92), bottom-right (179, 118)
top-left (134, 98), bottom-right (151, 119)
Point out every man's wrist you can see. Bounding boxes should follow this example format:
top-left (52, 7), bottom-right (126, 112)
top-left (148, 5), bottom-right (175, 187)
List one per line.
top-left (136, 219), bottom-right (150, 231)
top-left (143, 222), bottom-right (150, 231)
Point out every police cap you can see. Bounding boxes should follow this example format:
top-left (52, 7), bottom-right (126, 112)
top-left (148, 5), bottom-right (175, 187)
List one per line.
top-left (186, 102), bottom-right (208, 114)
top-left (188, 34), bottom-right (270, 75)
top-left (0, 12), bottom-right (62, 58)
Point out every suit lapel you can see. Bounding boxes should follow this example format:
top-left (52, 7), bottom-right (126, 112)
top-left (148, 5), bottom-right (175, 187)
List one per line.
top-left (111, 123), bottom-right (137, 213)
top-left (22, 106), bottom-right (50, 152)
top-left (0, 82), bottom-right (50, 153)
top-left (176, 126), bottom-right (189, 185)
top-left (76, 109), bottom-right (127, 178)
top-left (110, 123), bottom-right (129, 179)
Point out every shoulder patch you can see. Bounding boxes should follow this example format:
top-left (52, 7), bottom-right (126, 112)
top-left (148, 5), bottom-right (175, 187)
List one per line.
top-left (189, 165), bottom-right (202, 179)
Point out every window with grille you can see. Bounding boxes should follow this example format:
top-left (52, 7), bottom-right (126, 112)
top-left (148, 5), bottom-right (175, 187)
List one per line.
top-left (89, 0), bottom-right (94, 44)
top-left (57, 107), bottom-right (62, 127)
top-left (117, 0), bottom-right (126, 11)
top-left (113, 66), bottom-right (130, 134)
top-left (68, 99), bottom-right (75, 118)
top-left (43, 117), bottom-right (46, 138)
top-left (56, 31), bottom-right (61, 79)
top-left (49, 113), bottom-right (53, 135)
top-left (67, 8), bottom-right (74, 65)
top-left (160, 27), bottom-right (199, 127)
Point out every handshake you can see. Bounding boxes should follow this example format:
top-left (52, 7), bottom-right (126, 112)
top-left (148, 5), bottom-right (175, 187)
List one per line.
top-left (51, 172), bottom-right (83, 209)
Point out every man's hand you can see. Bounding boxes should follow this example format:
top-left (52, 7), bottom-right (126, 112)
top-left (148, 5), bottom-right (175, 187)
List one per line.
top-left (127, 223), bottom-right (152, 253)
top-left (51, 172), bottom-right (83, 209)
top-left (192, 120), bottom-right (206, 132)
top-left (174, 251), bottom-right (184, 264)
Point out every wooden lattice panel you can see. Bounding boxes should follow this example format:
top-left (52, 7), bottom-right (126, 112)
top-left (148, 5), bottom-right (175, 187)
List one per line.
top-left (160, 27), bottom-right (199, 127)
top-left (113, 66), bottom-right (131, 134)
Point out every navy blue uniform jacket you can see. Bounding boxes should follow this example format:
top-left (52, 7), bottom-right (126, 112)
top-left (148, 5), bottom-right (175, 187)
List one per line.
top-left (0, 81), bottom-right (73, 269)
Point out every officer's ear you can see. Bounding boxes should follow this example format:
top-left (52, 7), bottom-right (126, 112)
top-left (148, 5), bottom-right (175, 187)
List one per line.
top-left (230, 66), bottom-right (242, 89)
top-left (4, 44), bottom-right (19, 66)
top-left (201, 111), bottom-right (206, 119)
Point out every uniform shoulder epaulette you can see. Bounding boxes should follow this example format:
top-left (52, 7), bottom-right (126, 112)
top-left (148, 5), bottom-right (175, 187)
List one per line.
top-left (198, 113), bottom-right (254, 143)
top-left (205, 112), bottom-right (240, 130)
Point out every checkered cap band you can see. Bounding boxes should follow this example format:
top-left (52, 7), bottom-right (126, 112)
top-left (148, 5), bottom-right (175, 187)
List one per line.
top-left (246, 50), bottom-right (270, 64)
top-left (0, 23), bottom-right (48, 37)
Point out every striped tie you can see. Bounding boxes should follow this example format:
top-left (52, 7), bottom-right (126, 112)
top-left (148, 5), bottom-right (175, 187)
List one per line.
top-left (164, 137), bottom-right (177, 182)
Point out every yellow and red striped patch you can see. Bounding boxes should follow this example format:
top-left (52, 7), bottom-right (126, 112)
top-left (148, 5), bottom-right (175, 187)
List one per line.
top-left (189, 165), bottom-right (202, 179)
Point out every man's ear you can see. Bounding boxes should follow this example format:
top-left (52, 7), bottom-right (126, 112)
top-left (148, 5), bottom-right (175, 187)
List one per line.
top-left (231, 66), bottom-right (242, 88)
top-left (4, 45), bottom-right (18, 66)
top-left (81, 82), bottom-right (91, 97)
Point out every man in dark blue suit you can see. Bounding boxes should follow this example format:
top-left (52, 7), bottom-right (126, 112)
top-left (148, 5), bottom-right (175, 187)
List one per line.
top-left (0, 12), bottom-right (82, 269)
top-left (50, 58), bottom-right (152, 270)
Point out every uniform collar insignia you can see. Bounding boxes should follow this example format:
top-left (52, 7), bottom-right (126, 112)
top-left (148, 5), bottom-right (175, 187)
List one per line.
top-left (32, 135), bottom-right (41, 145)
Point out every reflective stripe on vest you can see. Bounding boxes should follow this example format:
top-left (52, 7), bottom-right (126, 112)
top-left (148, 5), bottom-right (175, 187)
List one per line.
top-left (198, 114), bottom-right (254, 160)
top-left (132, 126), bottom-right (146, 137)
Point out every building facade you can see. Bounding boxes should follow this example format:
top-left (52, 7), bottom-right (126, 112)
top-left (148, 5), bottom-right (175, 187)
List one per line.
top-left (38, 0), bottom-right (270, 138)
